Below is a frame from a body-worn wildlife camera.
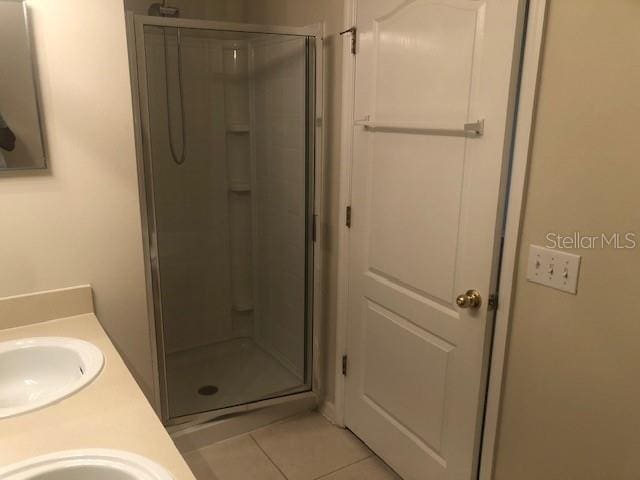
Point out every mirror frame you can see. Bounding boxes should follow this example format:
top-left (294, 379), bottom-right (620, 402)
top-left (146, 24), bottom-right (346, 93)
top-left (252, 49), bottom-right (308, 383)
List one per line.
top-left (0, 0), bottom-right (47, 172)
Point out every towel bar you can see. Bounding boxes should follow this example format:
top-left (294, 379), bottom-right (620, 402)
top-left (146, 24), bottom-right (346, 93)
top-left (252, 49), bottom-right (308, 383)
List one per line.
top-left (355, 119), bottom-right (484, 137)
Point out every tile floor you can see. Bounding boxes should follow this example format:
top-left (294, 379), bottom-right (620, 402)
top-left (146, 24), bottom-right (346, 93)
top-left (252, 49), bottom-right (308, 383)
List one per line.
top-left (183, 412), bottom-right (401, 480)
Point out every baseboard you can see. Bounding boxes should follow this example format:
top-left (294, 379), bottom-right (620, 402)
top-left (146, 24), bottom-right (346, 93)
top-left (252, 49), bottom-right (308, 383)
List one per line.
top-left (318, 400), bottom-right (337, 424)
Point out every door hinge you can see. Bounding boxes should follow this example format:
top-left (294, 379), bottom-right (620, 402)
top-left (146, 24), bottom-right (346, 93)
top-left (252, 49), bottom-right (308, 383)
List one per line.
top-left (488, 294), bottom-right (499, 311)
top-left (340, 26), bottom-right (357, 55)
top-left (341, 354), bottom-right (348, 376)
top-left (345, 205), bottom-right (352, 228)
top-left (312, 214), bottom-right (318, 242)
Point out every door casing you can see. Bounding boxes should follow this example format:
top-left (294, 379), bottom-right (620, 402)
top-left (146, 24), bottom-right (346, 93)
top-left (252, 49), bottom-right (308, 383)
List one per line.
top-left (331, 1), bottom-right (549, 479)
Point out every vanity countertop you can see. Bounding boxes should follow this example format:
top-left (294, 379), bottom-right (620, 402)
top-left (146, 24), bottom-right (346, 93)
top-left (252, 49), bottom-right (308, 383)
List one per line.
top-left (0, 312), bottom-right (196, 479)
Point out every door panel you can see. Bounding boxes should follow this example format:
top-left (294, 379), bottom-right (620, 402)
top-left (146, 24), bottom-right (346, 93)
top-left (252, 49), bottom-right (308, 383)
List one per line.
top-left (368, 132), bottom-right (465, 302)
top-left (344, 0), bottom-right (524, 479)
top-left (372, 1), bottom-right (483, 124)
top-left (363, 301), bottom-right (452, 453)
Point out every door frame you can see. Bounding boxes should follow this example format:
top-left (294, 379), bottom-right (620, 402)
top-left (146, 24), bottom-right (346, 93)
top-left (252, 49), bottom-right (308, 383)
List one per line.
top-left (331, 1), bottom-right (549, 478)
top-left (125, 12), bottom-right (326, 426)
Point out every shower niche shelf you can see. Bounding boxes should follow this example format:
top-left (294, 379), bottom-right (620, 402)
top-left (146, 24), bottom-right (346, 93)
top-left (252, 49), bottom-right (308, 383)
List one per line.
top-left (232, 304), bottom-right (254, 313)
top-left (227, 124), bottom-right (250, 133)
top-left (229, 182), bottom-right (251, 193)
top-left (223, 37), bottom-right (254, 339)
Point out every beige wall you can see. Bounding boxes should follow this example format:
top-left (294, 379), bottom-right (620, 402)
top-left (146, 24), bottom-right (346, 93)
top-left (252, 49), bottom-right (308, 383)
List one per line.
top-left (124, 0), bottom-right (246, 22)
top-left (493, 1), bottom-right (640, 478)
top-left (245, 0), bottom-right (345, 403)
top-left (0, 1), bottom-right (155, 399)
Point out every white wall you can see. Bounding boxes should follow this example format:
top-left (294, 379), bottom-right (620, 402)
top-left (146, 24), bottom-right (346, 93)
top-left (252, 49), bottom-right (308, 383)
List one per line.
top-left (0, 1), bottom-right (155, 399)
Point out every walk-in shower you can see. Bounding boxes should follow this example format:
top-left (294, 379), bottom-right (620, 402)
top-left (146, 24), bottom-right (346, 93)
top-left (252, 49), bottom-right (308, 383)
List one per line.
top-left (127, 13), bottom-right (322, 424)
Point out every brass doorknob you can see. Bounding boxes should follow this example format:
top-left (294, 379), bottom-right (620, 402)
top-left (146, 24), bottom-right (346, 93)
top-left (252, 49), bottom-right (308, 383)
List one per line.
top-left (456, 290), bottom-right (482, 309)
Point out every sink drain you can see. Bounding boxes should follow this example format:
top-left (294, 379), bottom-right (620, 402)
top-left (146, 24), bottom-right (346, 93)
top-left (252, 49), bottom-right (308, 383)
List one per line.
top-left (198, 385), bottom-right (219, 396)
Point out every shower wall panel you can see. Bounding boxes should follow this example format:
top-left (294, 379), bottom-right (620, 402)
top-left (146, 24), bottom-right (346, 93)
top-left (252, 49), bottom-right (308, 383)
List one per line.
top-left (250, 36), bottom-right (308, 379)
top-left (144, 29), bottom-right (233, 354)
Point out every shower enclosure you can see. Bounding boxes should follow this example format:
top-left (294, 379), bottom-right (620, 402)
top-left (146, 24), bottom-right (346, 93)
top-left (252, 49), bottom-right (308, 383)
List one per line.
top-left (127, 14), bottom-right (322, 424)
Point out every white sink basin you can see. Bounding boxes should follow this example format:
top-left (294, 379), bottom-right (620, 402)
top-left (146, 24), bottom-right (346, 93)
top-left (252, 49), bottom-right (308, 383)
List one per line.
top-left (0, 450), bottom-right (173, 480)
top-left (0, 337), bottom-right (104, 418)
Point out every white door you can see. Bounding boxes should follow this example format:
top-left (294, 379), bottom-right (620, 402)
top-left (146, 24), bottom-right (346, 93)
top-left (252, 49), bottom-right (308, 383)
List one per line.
top-left (343, 1), bottom-right (524, 479)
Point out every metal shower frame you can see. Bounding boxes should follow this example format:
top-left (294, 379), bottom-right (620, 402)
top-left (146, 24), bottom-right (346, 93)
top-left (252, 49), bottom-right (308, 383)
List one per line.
top-left (125, 12), bottom-right (325, 427)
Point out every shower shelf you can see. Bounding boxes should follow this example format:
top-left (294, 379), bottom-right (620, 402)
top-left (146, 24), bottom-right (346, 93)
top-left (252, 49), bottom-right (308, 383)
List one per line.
top-left (229, 182), bottom-right (251, 193)
top-left (226, 124), bottom-right (250, 133)
top-left (232, 304), bottom-right (254, 313)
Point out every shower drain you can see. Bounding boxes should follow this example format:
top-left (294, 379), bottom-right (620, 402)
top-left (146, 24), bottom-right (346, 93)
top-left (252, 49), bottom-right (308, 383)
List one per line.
top-left (198, 385), bottom-right (219, 396)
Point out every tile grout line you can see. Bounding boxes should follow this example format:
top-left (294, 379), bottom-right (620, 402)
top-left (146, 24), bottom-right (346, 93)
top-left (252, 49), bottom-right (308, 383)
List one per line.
top-left (311, 453), bottom-right (374, 480)
top-left (248, 409), bottom-right (314, 439)
top-left (249, 433), bottom-right (291, 479)
top-left (249, 412), bottom-right (375, 480)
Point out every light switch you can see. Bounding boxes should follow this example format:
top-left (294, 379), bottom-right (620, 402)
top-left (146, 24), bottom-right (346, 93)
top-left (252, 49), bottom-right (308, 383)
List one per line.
top-left (526, 245), bottom-right (581, 294)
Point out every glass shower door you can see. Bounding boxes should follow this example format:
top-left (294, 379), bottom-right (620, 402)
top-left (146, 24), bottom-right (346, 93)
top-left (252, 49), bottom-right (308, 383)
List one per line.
top-left (132, 17), bottom-right (319, 423)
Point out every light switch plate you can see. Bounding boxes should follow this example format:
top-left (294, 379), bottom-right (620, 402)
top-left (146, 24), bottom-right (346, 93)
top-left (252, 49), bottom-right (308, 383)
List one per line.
top-left (526, 245), bottom-right (581, 294)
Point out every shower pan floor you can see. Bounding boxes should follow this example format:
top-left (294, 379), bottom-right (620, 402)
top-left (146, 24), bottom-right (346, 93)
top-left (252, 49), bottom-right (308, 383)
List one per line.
top-left (165, 337), bottom-right (304, 419)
